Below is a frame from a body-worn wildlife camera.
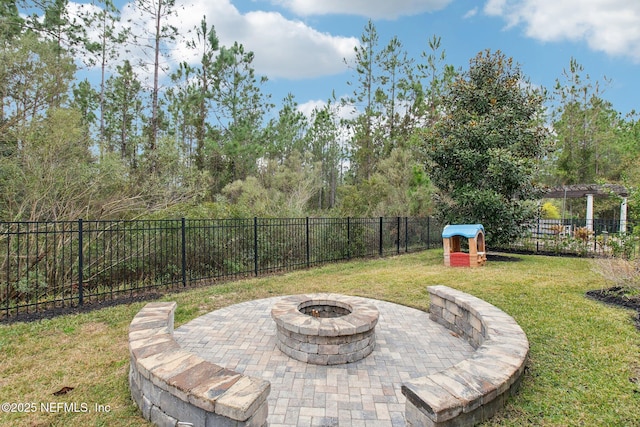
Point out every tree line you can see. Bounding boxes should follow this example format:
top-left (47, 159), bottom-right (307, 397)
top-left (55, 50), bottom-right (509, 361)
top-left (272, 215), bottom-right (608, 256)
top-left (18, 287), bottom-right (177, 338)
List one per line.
top-left (1, 1), bottom-right (639, 244)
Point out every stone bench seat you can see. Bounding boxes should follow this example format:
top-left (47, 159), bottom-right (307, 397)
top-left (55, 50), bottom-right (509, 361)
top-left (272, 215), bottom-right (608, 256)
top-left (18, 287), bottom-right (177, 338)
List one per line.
top-left (402, 285), bottom-right (529, 427)
top-left (128, 302), bottom-right (270, 427)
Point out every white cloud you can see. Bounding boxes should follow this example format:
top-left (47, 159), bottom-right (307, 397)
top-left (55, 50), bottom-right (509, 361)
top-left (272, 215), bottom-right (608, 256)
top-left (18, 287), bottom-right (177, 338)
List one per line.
top-left (484, 0), bottom-right (640, 62)
top-left (271, 0), bottom-right (453, 20)
top-left (113, 0), bottom-right (358, 82)
top-left (297, 98), bottom-right (356, 121)
top-left (463, 7), bottom-right (479, 19)
top-left (238, 11), bottom-right (357, 79)
top-left (297, 99), bottom-right (328, 118)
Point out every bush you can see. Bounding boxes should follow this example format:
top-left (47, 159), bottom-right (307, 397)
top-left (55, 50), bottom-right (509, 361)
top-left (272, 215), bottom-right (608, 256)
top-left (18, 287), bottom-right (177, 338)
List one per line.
top-left (541, 201), bottom-right (561, 219)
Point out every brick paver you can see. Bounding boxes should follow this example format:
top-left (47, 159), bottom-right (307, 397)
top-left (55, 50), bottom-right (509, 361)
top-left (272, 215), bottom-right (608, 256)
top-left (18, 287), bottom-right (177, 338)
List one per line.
top-left (174, 296), bottom-right (473, 427)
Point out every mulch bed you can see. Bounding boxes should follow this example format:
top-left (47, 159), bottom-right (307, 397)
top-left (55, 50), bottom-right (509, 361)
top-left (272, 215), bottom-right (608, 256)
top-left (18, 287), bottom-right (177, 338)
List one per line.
top-left (586, 286), bottom-right (640, 329)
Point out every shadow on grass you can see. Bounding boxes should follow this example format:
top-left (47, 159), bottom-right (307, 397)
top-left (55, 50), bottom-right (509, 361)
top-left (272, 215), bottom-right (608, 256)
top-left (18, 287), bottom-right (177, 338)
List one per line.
top-left (487, 252), bottom-right (523, 263)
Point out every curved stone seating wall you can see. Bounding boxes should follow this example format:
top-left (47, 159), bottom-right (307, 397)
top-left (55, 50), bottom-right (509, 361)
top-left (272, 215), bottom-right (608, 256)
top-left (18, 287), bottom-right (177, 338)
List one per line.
top-left (402, 285), bottom-right (529, 427)
top-left (128, 302), bottom-right (270, 427)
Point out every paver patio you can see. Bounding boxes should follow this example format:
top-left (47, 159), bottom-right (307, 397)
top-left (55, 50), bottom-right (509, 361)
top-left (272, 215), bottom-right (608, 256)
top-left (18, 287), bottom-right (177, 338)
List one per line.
top-left (173, 296), bottom-right (474, 427)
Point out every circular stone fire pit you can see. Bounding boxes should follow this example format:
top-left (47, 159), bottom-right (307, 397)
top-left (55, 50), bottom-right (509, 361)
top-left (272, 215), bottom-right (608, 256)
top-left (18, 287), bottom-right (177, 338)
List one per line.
top-left (271, 294), bottom-right (379, 365)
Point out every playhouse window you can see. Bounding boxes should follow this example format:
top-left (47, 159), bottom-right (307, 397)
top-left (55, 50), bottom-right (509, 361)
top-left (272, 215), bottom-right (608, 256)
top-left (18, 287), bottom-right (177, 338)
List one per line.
top-left (450, 236), bottom-right (470, 253)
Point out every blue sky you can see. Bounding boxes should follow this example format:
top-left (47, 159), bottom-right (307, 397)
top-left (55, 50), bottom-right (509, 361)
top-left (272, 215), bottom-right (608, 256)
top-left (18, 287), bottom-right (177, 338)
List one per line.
top-left (103, 0), bottom-right (640, 119)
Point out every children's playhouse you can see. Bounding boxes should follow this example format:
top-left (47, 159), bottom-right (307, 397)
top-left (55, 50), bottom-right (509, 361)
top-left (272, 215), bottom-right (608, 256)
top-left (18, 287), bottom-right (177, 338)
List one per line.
top-left (442, 224), bottom-right (487, 267)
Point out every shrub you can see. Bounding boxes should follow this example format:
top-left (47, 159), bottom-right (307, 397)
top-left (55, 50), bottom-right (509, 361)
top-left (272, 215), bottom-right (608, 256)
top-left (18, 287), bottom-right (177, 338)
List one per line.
top-left (592, 257), bottom-right (640, 291)
top-left (541, 201), bottom-right (561, 219)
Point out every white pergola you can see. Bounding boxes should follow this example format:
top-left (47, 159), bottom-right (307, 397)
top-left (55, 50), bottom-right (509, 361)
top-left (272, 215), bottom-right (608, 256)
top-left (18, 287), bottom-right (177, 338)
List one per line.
top-left (543, 184), bottom-right (629, 233)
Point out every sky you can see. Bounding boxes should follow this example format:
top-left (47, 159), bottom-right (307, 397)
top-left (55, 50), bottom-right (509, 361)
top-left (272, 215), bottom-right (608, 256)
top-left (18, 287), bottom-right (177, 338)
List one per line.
top-left (103, 0), bottom-right (640, 119)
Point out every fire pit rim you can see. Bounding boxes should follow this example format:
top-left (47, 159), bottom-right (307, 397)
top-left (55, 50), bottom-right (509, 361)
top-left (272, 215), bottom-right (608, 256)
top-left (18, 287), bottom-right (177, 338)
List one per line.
top-left (270, 293), bottom-right (379, 337)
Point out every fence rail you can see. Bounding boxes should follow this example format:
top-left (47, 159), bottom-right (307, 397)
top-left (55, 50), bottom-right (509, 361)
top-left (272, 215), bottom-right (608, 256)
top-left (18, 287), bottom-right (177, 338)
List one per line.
top-left (0, 217), bottom-right (440, 320)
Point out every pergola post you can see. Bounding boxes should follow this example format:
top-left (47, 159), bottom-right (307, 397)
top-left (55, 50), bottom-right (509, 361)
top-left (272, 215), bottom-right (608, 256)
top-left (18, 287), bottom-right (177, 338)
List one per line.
top-left (586, 194), bottom-right (594, 232)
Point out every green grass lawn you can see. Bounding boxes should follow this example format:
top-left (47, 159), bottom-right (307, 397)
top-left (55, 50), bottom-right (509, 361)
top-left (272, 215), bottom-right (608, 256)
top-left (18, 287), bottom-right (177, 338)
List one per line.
top-left (1, 250), bottom-right (639, 426)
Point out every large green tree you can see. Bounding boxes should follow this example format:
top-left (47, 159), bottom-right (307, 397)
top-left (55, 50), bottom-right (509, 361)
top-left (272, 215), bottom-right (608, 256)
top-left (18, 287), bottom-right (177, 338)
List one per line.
top-left (174, 16), bottom-right (219, 171)
top-left (210, 41), bottom-right (272, 187)
top-left (338, 147), bottom-right (433, 217)
top-left (344, 20), bottom-right (382, 182)
top-left (306, 101), bottom-right (342, 210)
top-left (265, 93), bottom-right (308, 163)
top-left (0, 0), bottom-right (23, 42)
top-left (0, 31), bottom-right (76, 148)
top-left (423, 50), bottom-right (549, 245)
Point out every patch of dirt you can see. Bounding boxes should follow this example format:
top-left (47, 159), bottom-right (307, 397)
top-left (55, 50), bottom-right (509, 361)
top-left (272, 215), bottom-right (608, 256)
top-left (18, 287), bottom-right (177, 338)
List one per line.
top-left (586, 286), bottom-right (640, 329)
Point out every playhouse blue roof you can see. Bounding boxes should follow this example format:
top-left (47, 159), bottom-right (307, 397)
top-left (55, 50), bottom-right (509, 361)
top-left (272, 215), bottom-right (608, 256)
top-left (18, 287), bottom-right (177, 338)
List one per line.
top-left (442, 224), bottom-right (484, 239)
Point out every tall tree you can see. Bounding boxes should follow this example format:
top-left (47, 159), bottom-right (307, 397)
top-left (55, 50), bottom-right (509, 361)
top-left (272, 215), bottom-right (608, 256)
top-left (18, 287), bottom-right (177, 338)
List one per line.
top-left (165, 62), bottom-right (196, 165)
top-left (211, 41), bottom-right (272, 186)
top-left (415, 35), bottom-right (456, 128)
top-left (80, 0), bottom-right (131, 154)
top-left (344, 20), bottom-right (381, 182)
top-left (424, 50), bottom-right (550, 245)
top-left (553, 58), bottom-right (620, 184)
top-left (26, 0), bottom-right (83, 108)
top-left (186, 16), bottom-right (219, 170)
top-left (71, 78), bottom-right (98, 140)
top-left (0, 1), bottom-right (23, 128)
top-left (617, 113), bottom-right (640, 219)
top-left (104, 59), bottom-right (143, 169)
top-left (0, 0), bottom-right (23, 42)
top-left (306, 102), bottom-right (342, 209)
top-left (0, 31), bottom-right (75, 138)
top-left (135, 0), bottom-right (177, 171)
top-left (376, 35), bottom-right (413, 154)
top-left (266, 93), bottom-right (308, 162)
top-left (39, 0), bottom-right (85, 55)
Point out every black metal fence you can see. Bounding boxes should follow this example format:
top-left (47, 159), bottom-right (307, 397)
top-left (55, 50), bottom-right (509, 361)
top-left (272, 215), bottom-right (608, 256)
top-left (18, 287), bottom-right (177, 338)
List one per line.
top-left (494, 218), bottom-right (639, 258)
top-left (0, 217), bottom-right (440, 320)
top-left (4, 216), bottom-right (636, 320)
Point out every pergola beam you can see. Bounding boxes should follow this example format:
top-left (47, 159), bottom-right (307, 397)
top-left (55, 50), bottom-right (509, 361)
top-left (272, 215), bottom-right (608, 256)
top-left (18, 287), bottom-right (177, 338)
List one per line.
top-left (543, 184), bottom-right (629, 199)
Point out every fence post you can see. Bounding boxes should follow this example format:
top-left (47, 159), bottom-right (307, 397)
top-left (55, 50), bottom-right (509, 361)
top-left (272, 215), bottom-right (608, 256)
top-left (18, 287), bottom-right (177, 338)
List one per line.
top-left (536, 217), bottom-right (541, 253)
top-left (181, 218), bottom-right (187, 287)
top-left (397, 217), bottom-right (401, 254)
top-left (405, 217), bottom-right (409, 253)
top-left (427, 217), bottom-right (431, 249)
top-left (306, 217), bottom-right (310, 268)
top-left (347, 217), bottom-right (351, 260)
top-left (379, 217), bottom-right (383, 257)
top-left (78, 218), bottom-right (84, 306)
top-left (254, 217), bottom-right (259, 276)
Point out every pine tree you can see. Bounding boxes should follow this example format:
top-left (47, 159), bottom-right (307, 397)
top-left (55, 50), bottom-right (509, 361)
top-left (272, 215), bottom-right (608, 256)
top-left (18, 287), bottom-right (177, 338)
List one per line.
top-left (135, 0), bottom-right (177, 172)
top-left (211, 41), bottom-right (272, 185)
top-left (104, 59), bottom-right (143, 169)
